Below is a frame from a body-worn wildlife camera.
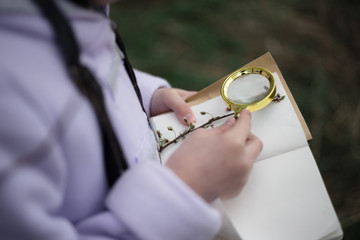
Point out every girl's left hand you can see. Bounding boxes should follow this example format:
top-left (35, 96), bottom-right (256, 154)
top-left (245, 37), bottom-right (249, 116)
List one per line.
top-left (150, 88), bottom-right (197, 125)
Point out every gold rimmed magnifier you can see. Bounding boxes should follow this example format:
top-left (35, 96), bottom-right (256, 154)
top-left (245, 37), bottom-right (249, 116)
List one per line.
top-left (221, 66), bottom-right (276, 118)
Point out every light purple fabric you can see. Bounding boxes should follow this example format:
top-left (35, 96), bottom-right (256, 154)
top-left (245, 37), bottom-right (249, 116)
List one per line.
top-left (0, 1), bottom-right (221, 239)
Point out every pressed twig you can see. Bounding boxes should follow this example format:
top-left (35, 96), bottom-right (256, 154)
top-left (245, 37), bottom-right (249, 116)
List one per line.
top-left (157, 94), bottom-right (285, 153)
top-left (272, 93), bottom-right (285, 102)
top-left (159, 112), bottom-right (234, 153)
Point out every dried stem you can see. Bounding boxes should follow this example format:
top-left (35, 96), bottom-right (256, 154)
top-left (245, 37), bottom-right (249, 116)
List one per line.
top-left (272, 93), bottom-right (285, 102)
top-left (159, 112), bottom-right (234, 153)
top-left (157, 93), bottom-right (285, 153)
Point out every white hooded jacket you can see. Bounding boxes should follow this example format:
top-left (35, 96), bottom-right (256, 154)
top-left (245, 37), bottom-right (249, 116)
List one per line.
top-left (0, 0), bottom-right (220, 239)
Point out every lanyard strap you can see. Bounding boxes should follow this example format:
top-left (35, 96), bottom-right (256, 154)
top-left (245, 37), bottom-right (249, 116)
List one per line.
top-left (112, 26), bottom-right (147, 114)
top-left (32, 0), bottom-right (138, 187)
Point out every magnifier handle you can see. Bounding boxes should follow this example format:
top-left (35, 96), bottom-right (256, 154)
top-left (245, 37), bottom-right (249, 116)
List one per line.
top-left (234, 107), bottom-right (246, 118)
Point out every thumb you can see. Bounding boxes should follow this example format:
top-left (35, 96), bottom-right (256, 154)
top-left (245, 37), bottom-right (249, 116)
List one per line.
top-left (216, 117), bottom-right (236, 133)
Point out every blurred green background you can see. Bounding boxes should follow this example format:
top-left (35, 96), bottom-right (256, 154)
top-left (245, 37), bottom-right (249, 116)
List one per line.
top-left (110, 0), bottom-right (359, 238)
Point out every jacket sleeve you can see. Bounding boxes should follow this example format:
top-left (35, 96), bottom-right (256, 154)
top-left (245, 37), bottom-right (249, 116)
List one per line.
top-left (76, 162), bottom-right (222, 240)
top-left (105, 162), bottom-right (221, 240)
top-left (0, 73), bottom-right (221, 240)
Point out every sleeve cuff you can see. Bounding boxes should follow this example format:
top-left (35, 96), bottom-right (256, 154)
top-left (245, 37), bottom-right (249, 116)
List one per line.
top-left (106, 162), bottom-right (221, 240)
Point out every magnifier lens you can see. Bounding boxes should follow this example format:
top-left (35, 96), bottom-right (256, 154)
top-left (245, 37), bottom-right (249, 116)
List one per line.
top-left (227, 74), bottom-right (270, 105)
top-left (221, 66), bottom-right (276, 116)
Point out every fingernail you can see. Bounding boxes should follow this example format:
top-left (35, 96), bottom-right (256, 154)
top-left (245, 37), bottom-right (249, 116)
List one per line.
top-left (184, 113), bottom-right (196, 124)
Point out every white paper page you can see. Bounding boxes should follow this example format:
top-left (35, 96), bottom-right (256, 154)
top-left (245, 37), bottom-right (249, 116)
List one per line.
top-left (212, 199), bottom-right (242, 240)
top-left (222, 146), bottom-right (342, 240)
top-left (150, 73), bottom-right (308, 164)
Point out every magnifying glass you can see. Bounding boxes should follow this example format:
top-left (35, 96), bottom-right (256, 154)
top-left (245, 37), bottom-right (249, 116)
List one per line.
top-left (221, 66), bottom-right (276, 118)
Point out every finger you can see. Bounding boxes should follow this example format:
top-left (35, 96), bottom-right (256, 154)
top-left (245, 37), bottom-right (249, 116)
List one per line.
top-left (215, 117), bottom-right (236, 133)
top-left (246, 132), bottom-right (257, 143)
top-left (165, 91), bottom-right (196, 125)
top-left (245, 133), bottom-right (263, 160)
top-left (184, 91), bottom-right (197, 100)
top-left (174, 89), bottom-right (197, 100)
top-left (225, 110), bottom-right (252, 141)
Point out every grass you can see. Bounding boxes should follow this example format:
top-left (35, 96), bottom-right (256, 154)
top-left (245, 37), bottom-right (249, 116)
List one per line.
top-left (111, 0), bottom-right (360, 238)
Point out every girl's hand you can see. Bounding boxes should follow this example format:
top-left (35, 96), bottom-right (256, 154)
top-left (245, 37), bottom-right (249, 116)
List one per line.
top-left (166, 110), bottom-right (262, 202)
top-left (150, 88), bottom-right (197, 125)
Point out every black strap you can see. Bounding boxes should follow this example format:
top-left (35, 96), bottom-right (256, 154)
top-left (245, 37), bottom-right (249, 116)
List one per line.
top-left (32, 0), bottom-right (134, 187)
top-left (112, 26), bottom-right (147, 114)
